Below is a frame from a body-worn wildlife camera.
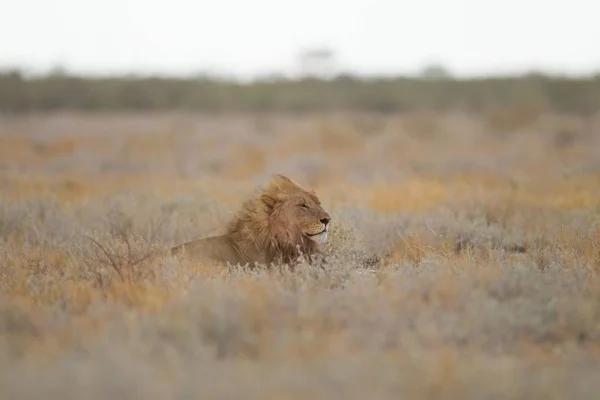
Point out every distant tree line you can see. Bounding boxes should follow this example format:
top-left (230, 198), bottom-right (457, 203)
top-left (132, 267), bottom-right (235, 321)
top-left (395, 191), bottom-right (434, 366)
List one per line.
top-left (1, 69), bottom-right (599, 114)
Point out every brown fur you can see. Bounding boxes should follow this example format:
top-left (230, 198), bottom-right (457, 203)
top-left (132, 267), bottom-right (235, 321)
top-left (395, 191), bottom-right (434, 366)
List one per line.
top-left (170, 174), bottom-right (332, 267)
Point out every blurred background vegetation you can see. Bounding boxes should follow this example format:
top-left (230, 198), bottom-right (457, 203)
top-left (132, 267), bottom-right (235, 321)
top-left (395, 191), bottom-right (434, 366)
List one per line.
top-left (1, 68), bottom-right (598, 115)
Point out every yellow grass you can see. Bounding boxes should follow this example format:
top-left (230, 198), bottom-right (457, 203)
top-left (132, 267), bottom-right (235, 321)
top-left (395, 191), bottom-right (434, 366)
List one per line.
top-left (1, 111), bottom-right (600, 399)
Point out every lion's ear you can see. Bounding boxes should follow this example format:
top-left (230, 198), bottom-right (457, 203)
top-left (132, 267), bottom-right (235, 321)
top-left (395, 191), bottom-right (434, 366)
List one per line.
top-left (272, 174), bottom-right (293, 184)
top-left (260, 194), bottom-right (278, 210)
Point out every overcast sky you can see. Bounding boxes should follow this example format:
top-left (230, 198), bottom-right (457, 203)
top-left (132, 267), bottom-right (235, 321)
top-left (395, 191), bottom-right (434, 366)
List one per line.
top-left (1, 0), bottom-right (599, 79)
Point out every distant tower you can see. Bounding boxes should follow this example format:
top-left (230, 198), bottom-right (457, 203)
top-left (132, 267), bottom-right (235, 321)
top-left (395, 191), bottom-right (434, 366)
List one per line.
top-left (296, 48), bottom-right (337, 79)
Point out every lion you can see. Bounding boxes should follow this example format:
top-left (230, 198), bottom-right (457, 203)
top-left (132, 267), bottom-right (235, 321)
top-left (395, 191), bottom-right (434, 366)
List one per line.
top-left (170, 174), bottom-right (332, 268)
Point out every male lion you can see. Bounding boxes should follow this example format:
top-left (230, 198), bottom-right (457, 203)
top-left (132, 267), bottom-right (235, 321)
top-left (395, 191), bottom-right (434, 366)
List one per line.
top-left (170, 174), bottom-right (331, 268)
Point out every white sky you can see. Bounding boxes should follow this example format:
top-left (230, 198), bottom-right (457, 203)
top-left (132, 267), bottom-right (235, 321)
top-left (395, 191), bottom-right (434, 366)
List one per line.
top-left (1, 0), bottom-right (599, 79)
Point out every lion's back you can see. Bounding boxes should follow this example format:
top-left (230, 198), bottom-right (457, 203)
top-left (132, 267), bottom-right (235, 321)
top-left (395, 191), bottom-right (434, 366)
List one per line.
top-left (170, 235), bottom-right (248, 266)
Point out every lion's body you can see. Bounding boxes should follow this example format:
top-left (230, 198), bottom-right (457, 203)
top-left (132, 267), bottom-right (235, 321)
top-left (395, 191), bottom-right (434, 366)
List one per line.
top-left (170, 174), bottom-right (331, 267)
top-left (170, 235), bottom-right (251, 266)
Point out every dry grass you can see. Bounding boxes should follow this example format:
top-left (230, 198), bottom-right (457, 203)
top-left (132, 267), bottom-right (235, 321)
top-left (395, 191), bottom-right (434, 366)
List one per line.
top-left (1, 110), bottom-right (600, 399)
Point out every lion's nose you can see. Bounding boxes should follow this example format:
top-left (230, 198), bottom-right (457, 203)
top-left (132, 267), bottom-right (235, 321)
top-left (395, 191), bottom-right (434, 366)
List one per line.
top-left (320, 217), bottom-right (331, 225)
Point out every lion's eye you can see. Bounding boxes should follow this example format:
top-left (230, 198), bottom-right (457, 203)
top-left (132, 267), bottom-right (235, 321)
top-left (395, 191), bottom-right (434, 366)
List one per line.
top-left (299, 203), bottom-right (309, 209)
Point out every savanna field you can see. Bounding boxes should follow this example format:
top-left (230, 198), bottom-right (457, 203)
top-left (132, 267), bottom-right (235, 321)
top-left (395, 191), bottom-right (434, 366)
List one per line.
top-left (1, 110), bottom-right (600, 399)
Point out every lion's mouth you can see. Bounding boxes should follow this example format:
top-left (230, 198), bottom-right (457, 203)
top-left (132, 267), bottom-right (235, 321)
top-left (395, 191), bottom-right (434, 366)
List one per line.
top-left (305, 228), bottom-right (328, 244)
top-left (306, 228), bottom-right (327, 237)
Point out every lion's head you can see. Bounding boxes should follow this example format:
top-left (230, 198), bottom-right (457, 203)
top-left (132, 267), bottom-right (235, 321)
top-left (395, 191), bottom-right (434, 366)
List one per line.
top-left (225, 174), bottom-right (331, 266)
